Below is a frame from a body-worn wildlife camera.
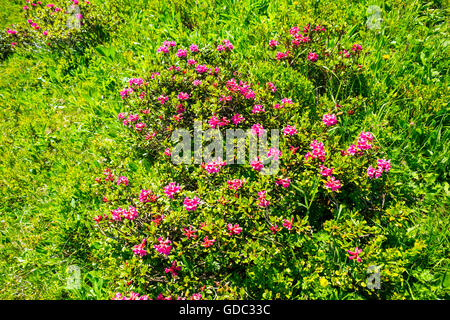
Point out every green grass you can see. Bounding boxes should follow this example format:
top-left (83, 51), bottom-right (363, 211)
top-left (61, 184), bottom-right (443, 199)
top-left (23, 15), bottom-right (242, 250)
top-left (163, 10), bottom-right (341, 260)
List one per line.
top-left (0, 0), bottom-right (448, 299)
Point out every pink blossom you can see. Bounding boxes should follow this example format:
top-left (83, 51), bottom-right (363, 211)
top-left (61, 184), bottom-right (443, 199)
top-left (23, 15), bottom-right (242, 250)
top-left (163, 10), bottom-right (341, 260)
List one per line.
top-left (139, 189), bottom-right (158, 203)
top-left (282, 218), bottom-right (293, 230)
top-left (257, 191), bottom-right (270, 208)
top-left (283, 125), bottom-right (298, 136)
top-left (176, 49), bottom-right (187, 58)
top-left (154, 237), bottom-right (172, 256)
top-left (157, 45), bottom-right (169, 54)
top-left (347, 247), bottom-right (362, 262)
top-left (158, 95), bottom-right (169, 104)
top-left (202, 158), bottom-right (226, 174)
top-left (183, 196), bottom-right (201, 211)
top-left (190, 44), bottom-right (199, 52)
top-left (251, 123), bottom-right (265, 137)
top-left (183, 226), bottom-right (197, 239)
top-left (178, 92), bottom-right (189, 100)
top-left (275, 177), bottom-right (290, 188)
top-left (202, 236), bottom-right (215, 248)
top-left (250, 158), bottom-right (264, 171)
top-left (232, 113), bottom-right (245, 125)
top-left (227, 178), bottom-right (246, 191)
top-left (165, 261), bottom-right (181, 277)
top-left (227, 223), bottom-right (242, 236)
top-left (196, 64), bottom-right (209, 73)
top-left (324, 176), bottom-right (342, 191)
top-left (164, 182), bottom-right (181, 198)
top-left (320, 165), bottom-right (334, 177)
top-left (269, 39), bottom-right (279, 48)
top-left (132, 238), bottom-right (147, 257)
top-left (252, 104), bottom-right (265, 113)
top-left (116, 176), bottom-right (129, 186)
top-left (267, 82), bottom-right (277, 92)
top-left (267, 147), bottom-right (282, 160)
top-left (307, 52), bottom-right (319, 62)
top-left (193, 79), bottom-right (202, 86)
top-left (352, 44), bottom-right (363, 53)
top-left (322, 114), bottom-right (337, 127)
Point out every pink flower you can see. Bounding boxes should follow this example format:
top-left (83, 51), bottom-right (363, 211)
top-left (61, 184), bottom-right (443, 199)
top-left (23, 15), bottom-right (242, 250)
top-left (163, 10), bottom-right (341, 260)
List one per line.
top-left (123, 206), bottom-right (138, 220)
top-left (367, 165), bottom-right (377, 179)
top-left (322, 114), bottom-right (337, 127)
top-left (347, 247), bottom-right (362, 262)
top-left (42, 30), bottom-right (48, 36)
top-left (377, 159), bottom-right (391, 172)
top-left (227, 178), bottom-right (246, 191)
top-left (283, 125), bottom-right (297, 136)
top-left (282, 218), bottom-right (293, 230)
top-left (116, 176), bottom-right (129, 186)
top-left (139, 189), bottom-right (158, 203)
top-left (276, 51), bottom-right (289, 60)
top-left (190, 44), bottom-right (199, 52)
top-left (183, 226), bottom-right (197, 239)
top-left (251, 158), bottom-right (264, 171)
top-left (135, 122), bottom-right (146, 131)
top-left (157, 45), bottom-right (169, 54)
top-left (165, 261), bottom-right (181, 277)
top-left (193, 79), bottom-right (202, 86)
top-left (270, 224), bottom-right (279, 234)
top-left (164, 182), bottom-right (181, 198)
top-left (132, 238), bottom-right (147, 257)
top-left (320, 165), bottom-right (334, 177)
top-left (176, 49), bottom-right (187, 58)
top-left (202, 158), bottom-right (226, 174)
top-left (183, 196), bottom-right (201, 211)
top-left (352, 44), bottom-right (363, 53)
top-left (154, 237), bottom-right (172, 256)
top-left (227, 223), bottom-right (242, 236)
top-left (269, 39), bottom-right (279, 48)
top-left (257, 190), bottom-right (270, 208)
top-left (324, 176), bottom-right (342, 191)
top-left (307, 52), bottom-right (319, 62)
top-left (178, 92), bottom-right (189, 100)
top-left (157, 95), bottom-right (169, 104)
top-left (202, 236), bottom-right (215, 248)
top-left (252, 104), bottom-right (265, 114)
top-left (196, 64), bottom-right (209, 73)
top-left (267, 147), bottom-right (282, 160)
top-left (232, 113), bottom-right (245, 125)
top-left (251, 123), bottom-right (265, 137)
top-left (275, 177), bottom-right (290, 188)
top-left (267, 82), bottom-right (277, 92)
top-left (305, 140), bottom-right (326, 162)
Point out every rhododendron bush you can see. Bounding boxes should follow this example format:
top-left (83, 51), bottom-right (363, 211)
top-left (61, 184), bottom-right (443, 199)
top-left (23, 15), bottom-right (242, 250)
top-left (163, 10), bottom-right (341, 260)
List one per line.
top-left (90, 35), bottom-right (421, 300)
top-left (0, 0), bottom-right (122, 60)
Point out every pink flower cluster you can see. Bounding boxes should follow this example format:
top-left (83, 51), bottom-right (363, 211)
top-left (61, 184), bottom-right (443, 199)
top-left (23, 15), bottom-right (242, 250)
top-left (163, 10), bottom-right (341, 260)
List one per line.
top-left (139, 189), bottom-right (159, 203)
top-left (113, 291), bottom-right (149, 300)
top-left (283, 125), bottom-right (297, 136)
top-left (322, 113), bottom-right (337, 127)
top-left (165, 261), bottom-right (181, 277)
top-left (250, 157), bottom-right (264, 171)
top-left (227, 178), bottom-right (246, 191)
top-left (208, 114), bottom-right (230, 128)
top-left (217, 39), bottom-right (234, 51)
top-left (307, 52), bottom-right (319, 62)
top-left (227, 223), bottom-right (242, 236)
top-left (164, 182), bottom-right (181, 198)
top-left (324, 176), bottom-right (342, 191)
top-left (367, 159), bottom-right (391, 179)
top-left (275, 177), bottom-right (290, 188)
top-left (111, 206), bottom-right (138, 221)
top-left (251, 123), bottom-right (265, 137)
top-left (348, 247), bottom-right (362, 262)
top-left (305, 140), bottom-right (326, 162)
top-left (257, 191), bottom-right (270, 208)
top-left (183, 196), bottom-right (201, 211)
top-left (202, 158), bottom-right (227, 174)
top-left (154, 237), bottom-right (172, 255)
top-left (345, 131), bottom-right (374, 155)
top-left (132, 238), bottom-right (147, 257)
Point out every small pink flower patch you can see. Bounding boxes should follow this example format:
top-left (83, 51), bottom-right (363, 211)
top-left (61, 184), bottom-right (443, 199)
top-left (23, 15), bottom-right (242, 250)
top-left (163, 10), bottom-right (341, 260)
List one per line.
top-left (283, 125), bottom-right (297, 136)
top-left (154, 237), bottom-right (172, 256)
top-left (250, 158), bottom-right (264, 172)
top-left (164, 182), bottom-right (181, 198)
top-left (132, 238), bottom-right (147, 257)
top-left (116, 176), bottom-right (129, 186)
top-left (183, 196), bottom-right (201, 211)
top-left (324, 176), bottom-right (342, 191)
top-left (165, 261), bottom-right (181, 277)
top-left (275, 177), bottom-right (290, 188)
top-left (308, 52), bottom-right (319, 62)
top-left (282, 218), bottom-right (293, 230)
top-left (227, 223), bottom-right (242, 236)
top-left (183, 226), bottom-right (198, 239)
top-left (322, 114), bottom-right (337, 127)
top-left (202, 236), bottom-right (215, 248)
top-left (347, 247), bottom-right (362, 262)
